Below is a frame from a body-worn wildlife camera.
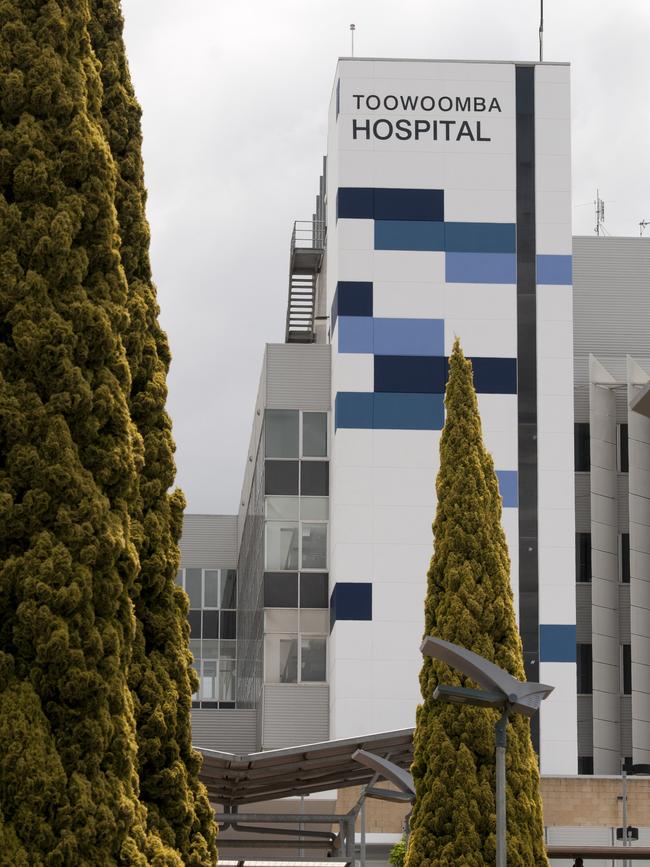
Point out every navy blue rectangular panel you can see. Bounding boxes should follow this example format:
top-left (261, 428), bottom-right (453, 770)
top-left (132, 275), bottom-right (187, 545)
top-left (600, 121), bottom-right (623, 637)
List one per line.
top-left (373, 393), bottom-right (444, 430)
top-left (330, 582), bottom-right (372, 627)
top-left (337, 187), bottom-right (374, 219)
top-left (337, 281), bottom-right (373, 317)
top-left (375, 355), bottom-right (447, 394)
top-left (471, 357), bottom-right (517, 394)
top-left (540, 624), bottom-right (577, 662)
top-left (374, 188), bottom-right (444, 222)
top-left (335, 392), bottom-right (373, 430)
top-left (445, 222), bottom-right (516, 253)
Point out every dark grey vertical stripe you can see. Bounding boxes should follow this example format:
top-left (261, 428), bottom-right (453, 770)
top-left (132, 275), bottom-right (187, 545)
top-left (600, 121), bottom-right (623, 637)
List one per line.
top-left (515, 65), bottom-right (540, 753)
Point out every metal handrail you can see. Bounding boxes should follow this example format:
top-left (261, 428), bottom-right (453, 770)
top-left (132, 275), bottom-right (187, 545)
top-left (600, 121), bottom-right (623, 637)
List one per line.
top-left (291, 220), bottom-right (326, 251)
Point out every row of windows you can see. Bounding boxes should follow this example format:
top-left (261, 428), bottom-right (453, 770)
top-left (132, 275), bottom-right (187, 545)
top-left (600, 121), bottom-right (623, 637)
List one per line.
top-left (264, 572), bottom-right (329, 608)
top-left (266, 410), bottom-right (328, 460)
top-left (188, 609), bottom-right (236, 640)
top-left (576, 533), bottom-right (630, 583)
top-left (577, 756), bottom-right (634, 776)
top-left (574, 422), bottom-right (629, 472)
top-left (576, 643), bottom-right (631, 695)
top-left (177, 568), bottom-right (237, 610)
top-left (265, 460), bottom-right (329, 497)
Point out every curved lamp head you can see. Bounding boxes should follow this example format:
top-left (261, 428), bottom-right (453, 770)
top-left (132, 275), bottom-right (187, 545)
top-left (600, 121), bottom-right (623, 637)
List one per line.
top-left (421, 635), bottom-right (554, 718)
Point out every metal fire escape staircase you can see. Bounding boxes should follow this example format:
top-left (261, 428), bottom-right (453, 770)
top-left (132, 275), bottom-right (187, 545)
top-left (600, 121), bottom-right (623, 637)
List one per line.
top-left (285, 220), bottom-right (326, 343)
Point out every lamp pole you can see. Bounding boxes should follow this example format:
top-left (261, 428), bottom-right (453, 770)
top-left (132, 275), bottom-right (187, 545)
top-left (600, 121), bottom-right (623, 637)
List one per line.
top-left (495, 709), bottom-right (508, 867)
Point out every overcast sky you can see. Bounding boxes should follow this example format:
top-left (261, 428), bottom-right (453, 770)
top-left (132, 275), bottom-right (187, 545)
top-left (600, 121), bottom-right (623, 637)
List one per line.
top-left (120, 0), bottom-right (650, 514)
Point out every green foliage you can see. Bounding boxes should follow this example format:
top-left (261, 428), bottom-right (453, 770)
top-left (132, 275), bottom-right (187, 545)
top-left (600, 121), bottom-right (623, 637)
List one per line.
top-left (389, 835), bottom-right (407, 867)
top-left (0, 0), bottom-right (215, 862)
top-left (404, 340), bottom-right (548, 867)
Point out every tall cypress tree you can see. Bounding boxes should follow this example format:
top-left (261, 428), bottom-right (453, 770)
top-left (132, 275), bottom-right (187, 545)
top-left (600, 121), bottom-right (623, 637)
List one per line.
top-left (405, 340), bottom-right (548, 866)
top-left (88, 2), bottom-right (216, 862)
top-left (0, 1), bottom-right (215, 863)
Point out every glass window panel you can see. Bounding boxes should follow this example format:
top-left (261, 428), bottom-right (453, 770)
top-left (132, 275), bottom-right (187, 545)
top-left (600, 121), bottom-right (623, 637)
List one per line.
top-left (301, 637), bottom-right (326, 682)
top-left (185, 568), bottom-right (202, 608)
top-left (300, 497), bottom-right (328, 520)
top-left (266, 496), bottom-right (299, 520)
top-left (202, 610), bottom-right (220, 639)
top-left (221, 570), bottom-right (237, 608)
top-left (300, 573), bottom-right (328, 609)
top-left (265, 635), bottom-right (298, 684)
top-left (202, 660), bottom-right (218, 701)
top-left (300, 461), bottom-right (329, 496)
top-left (574, 422), bottom-right (590, 472)
top-left (264, 572), bottom-right (298, 607)
top-left (188, 610), bottom-right (201, 638)
top-left (576, 533), bottom-right (591, 583)
top-left (301, 523), bottom-right (327, 570)
top-left (176, 570), bottom-right (183, 586)
top-left (189, 639), bottom-right (202, 660)
top-left (266, 522), bottom-right (300, 571)
top-left (619, 423), bottom-right (629, 472)
top-left (220, 610), bottom-right (237, 640)
top-left (219, 658), bottom-right (236, 702)
top-left (577, 644), bottom-right (592, 694)
top-left (621, 534), bottom-right (630, 583)
top-left (204, 570), bottom-right (220, 608)
top-left (300, 610), bottom-right (329, 634)
top-left (220, 639), bottom-right (237, 660)
top-left (303, 412), bottom-right (327, 457)
top-left (265, 460), bottom-right (299, 495)
top-left (265, 410), bottom-right (299, 459)
top-left (202, 638), bottom-right (219, 658)
top-left (623, 644), bottom-right (632, 695)
top-left (265, 608), bottom-right (299, 634)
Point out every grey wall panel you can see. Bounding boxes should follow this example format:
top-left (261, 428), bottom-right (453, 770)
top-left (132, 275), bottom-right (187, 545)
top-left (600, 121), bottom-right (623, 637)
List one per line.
top-left (191, 709), bottom-right (257, 753)
top-left (265, 344), bottom-right (331, 411)
top-left (576, 583), bottom-right (592, 642)
top-left (577, 695), bottom-right (593, 755)
top-left (262, 685), bottom-right (329, 750)
top-left (179, 514), bottom-right (238, 568)
top-left (589, 355), bottom-right (621, 775)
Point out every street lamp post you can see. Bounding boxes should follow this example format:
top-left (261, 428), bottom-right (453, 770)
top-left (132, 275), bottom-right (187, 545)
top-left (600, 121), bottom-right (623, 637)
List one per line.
top-left (421, 636), bottom-right (554, 867)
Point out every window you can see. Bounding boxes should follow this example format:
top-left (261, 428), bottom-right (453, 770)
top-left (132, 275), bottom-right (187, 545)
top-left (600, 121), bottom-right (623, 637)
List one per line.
top-left (265, 460), bottom-right (299, 495)
top-left (264, 572), bottom-right (299, 607)
top-left (185, 568), bottom-right (202, 607)
top-left (577, 644), bottom-right (592, 694)
top-left (303, 412), bottom-right (328, 457)
top-left (574, 422), bottom-right (590, 472)
top-left (576, 533), bottom-right (592, 583)
top-left (221, 570), bottom-right (237, 608)
top-left (301, 637), bottom-right (327, 681)
top-left (204, 570), bottom-right (219, 607)
top-left (300, 573), bottom-right (328, 608)
top-left (264, 609), bottom-right (328, 684)
top-left (623, 644), bottom-right (631, 695)
top-left (300, 497), bottom-right (328, 520)
top-left (621, 534), bottom-right (630, 584)
top-left (265, 496), bottom-right (299, 520)
top-left (265, 522), bottom-right (300, 570)
top-left (301, 461), bottom-right (329, 496)
top-left (265, 410), bottom-right (299, 458)
top-left (301, 523), bottom-right (327, 569)
top-left (618, 423), bottom-right (629, 472)
top-left (265, 635), bottom-right (299, 683)
top-left (577, 756), bottom-right (593, 775)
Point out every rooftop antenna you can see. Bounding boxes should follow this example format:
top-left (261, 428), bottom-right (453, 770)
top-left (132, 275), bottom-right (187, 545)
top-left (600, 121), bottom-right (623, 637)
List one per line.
top-left (350, 23), bottom-right (355, 57)
top-left (640, 219), bottom-right (649, 237)
top-left (594, 189), bottom-right (605, 236)
top-left (539, 0), bottom-right (544, 62)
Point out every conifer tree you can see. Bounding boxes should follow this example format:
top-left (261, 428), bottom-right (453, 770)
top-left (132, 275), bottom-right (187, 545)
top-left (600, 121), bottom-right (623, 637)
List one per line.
top-left (404, 340), bottom-right (548, 866)
top-left (0, 1), bottom-right (215, 862)
top-left (88, 3), bottom-right (216, 862)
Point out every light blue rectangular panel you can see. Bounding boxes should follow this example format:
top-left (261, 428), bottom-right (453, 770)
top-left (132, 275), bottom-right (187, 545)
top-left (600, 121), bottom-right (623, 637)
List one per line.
top-left (375, 220), bottom-right (444, 252)
top-left (445, 252), bottom-right (517, 284)
top-left (496, 470), bottom-right (518, 507)
top-left (537, 254), bottom-right (572, 285)
top-left (373, 318), bottom-right (444, 357)
top-left (335, 392), bottom-right (373, 430)
top-left (338, 316), bottom-right (373, 353)
top-left (445, 222), bottom-right (516, 253)
top-left (540, 624), bottom-right (577, 663)
top-left (373, 393), bottom-right (444, 430)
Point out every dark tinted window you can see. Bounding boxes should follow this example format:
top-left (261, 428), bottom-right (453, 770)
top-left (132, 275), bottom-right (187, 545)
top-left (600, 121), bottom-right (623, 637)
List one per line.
top-left (220, 610), bottom-right (237, 640)
top-left (619, 423), bottom-right (629, 472)
top-left (577, 756), bottom-right (593, 775)
top-left (301, 461), bottom-right (329, 496)
top-left (621, 534), bottom-right (630, 583)
top-left (202, 610), bottom-right (220, 638)
top-left (264, 572), bottom-right (298, 607)
top-left (576, 533), bottom-right (592, 583)
top-left (623, 644), bottom-right (631, 694)
top-left (188, 610), bottom-right (201, 638)
top-left (300, 573), bottom-right (329, 608)
top-left (574, 423), bottom-right (590, 471)
top-left (265, 460), bottom-right (299, 495)
top-left (577, 643), bottom-right (592, 694)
